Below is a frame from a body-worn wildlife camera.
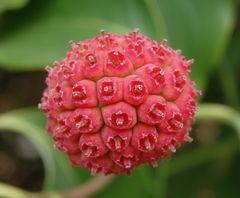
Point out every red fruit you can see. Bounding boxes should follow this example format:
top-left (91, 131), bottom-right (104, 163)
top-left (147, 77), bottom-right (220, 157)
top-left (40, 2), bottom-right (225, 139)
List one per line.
top-left (40, 31), bottom-right (199, 175)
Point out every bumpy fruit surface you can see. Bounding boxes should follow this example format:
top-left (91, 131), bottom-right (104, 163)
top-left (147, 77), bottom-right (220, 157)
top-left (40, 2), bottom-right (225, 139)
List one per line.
top-left (39, 30), bottom-right (200, 175)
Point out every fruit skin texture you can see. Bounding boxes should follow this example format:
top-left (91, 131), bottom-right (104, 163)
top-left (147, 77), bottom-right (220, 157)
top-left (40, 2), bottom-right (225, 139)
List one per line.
top-left (39, 30), bottom-right (200, 175)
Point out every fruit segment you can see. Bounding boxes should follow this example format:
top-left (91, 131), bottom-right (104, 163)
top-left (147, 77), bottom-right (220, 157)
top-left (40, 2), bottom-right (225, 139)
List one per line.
top-left (82, 53), bottom-right (104, 80)
top-left (138, 95), bottom-right (166, 125)
top-left (123, 75), bottom-right (149, 106)
top-left (102, 127), bottom-right (132, 152)
top-left (110, 146), bottom-right (140, 169)
top-left (72, 80), bottom-right (97, 108)
top-left (136, 64), bottom-right (165, 94)
top-left (157, 103), bottom-right (184, 134)
top-left (69, 153), bottom-right (113, 175)
top-left (132, 123), bottom-right (158, 152)
top-left (97, 77), bottom-right (123, 105)
top-left (104, 51), bottom-right (133, 77)
top-left (79, 133), bottom-right (108, 158)
top-left (71, 108), bottom-right (103, 134)
top-left (102, 102), bottom-right (137, 130)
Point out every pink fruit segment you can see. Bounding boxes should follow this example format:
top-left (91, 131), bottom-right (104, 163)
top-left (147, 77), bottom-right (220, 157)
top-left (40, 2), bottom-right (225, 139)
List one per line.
top-left (54, 134), bottom-right (80, 154)
top-left (157, 103), bottom-right (184, 134)
top-left (51, 111), bottom-right (72, 140)
top-left (175, 80), bottom-right (200, 120)
top-left (132, 123), bottom-right (158, 152)
top-left (104, 51), bottom-right (133, 77)
top-left (95, 31), bottom-right (119, 50)
top-left (80, 155), bottom-right (113, 175)
top-left (140, 150), bottom-right (160, 167)
top-left (72, 80), bottom-right (97, 108)
top-left (82, 53), bottom-right (104, 80)
top-left (68, 153), bottom-right (113, 175)
top-left (156, 132), bottom-right (181, 157)
top-left (110, 146), bottom-right (140, 169)
top-left (63, 60), bottom-right (84, 85)
top-left (97, 77), bottom-right (123, 105)
top-left (136, 64), bottom-right (165, 94)
top-left (70, 108), bottom-right (103, 134)
top-left (162, 67), bottom-right (187, 100)
top-left (51, 83), bottom-right (74, 110)
top-left (145, 41), bottom-right (172, 66)
top-left (79, 133), bottom-right (108, 158)
top-left (48, 59), bottom-right (83, 86)
top-left (138, 95), bottom-right (166, 125)
top-left (123, 31), bottom-right (145, 68)
top-left (101, 126), bottom-right (132, 152)
top-left (102, 102), bottom-right (137, 130)
top-left (123, 75), bottom-right (149, 106)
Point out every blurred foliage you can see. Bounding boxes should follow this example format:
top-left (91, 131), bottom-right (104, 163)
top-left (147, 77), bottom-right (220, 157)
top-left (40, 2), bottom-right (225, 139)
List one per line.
top-left (0, 0), bottom-right (28, 14)
top-left (0, 0), bottom-right (239, 198)
top-left (0, 0), bottom-right (236, 90)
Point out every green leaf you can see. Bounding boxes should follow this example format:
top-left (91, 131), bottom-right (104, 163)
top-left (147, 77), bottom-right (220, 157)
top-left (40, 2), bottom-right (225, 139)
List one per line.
top-left (0, 0), bottom-right (236, 90)
top-left (94, 166), bottom-right (155, 198)
top-left (196, 103), bottom-right (240, 139)
top-left (0, 0), bottom-right (153, 70)
top-left (0, 108), bottom-right (86, 190)
top-left (0, 0), bottom-right (29, 13)
top-left (144, 0), bottom-right (236, 89)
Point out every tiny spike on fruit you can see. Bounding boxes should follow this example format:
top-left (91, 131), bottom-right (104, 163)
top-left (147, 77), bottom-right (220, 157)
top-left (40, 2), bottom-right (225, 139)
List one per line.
top-left (39, 30), bottom-right (199, 175)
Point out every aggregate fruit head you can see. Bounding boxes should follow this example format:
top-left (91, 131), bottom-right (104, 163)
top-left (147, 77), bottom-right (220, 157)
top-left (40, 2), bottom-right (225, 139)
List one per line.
top-left (39, 30), bottom-right (200, 175)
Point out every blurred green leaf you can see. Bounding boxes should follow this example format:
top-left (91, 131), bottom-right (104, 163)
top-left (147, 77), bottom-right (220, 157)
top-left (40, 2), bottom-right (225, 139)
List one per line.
top-left (144, 0), bottom-right (236, 89)
top-left (0, 0), bottom-right (29, 13)
top-left (0, 0), bottom-right (236, 90)
top-left (219, 31), bottom-right (240, 109)
top-left (0, 0), bottom-right (153, 70)
top-left (0, 108), bottom-right (87, 190)
top-left (196, 103), bottom-right (240, 139)
top-left (94, 166), bottom-right (155, 198)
